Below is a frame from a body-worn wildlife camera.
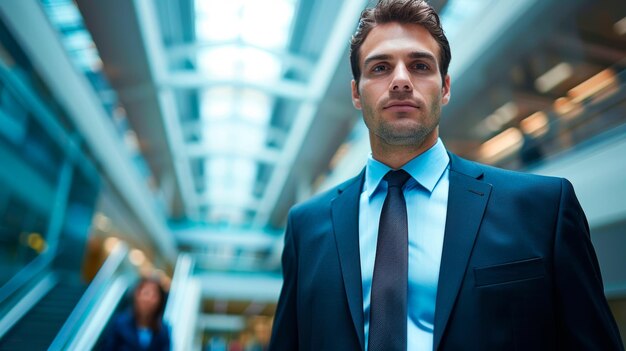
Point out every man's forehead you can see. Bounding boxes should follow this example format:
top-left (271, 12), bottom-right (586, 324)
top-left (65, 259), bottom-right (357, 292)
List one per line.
top-left (359, 22), bottom-right (440, 65)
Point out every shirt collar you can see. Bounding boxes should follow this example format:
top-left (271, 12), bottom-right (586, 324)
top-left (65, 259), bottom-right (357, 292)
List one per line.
top-left (364, 138), bottom-right (450, 198)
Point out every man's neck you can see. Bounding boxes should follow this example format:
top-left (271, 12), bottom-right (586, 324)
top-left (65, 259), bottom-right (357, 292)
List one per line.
top-left (370, 131), bottom-right (438, 169)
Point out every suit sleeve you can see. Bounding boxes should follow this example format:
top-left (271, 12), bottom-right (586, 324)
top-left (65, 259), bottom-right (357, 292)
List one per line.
top-left (553, 178), bottom-right (624, 350)
top-left (269, 211), bottom-right (299, 350)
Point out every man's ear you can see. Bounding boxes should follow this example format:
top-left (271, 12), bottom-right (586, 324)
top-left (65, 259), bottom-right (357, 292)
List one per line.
top-left (441, 75), bottom-right (451, 105)
top-left (351, 80), bottom-right (362, 110)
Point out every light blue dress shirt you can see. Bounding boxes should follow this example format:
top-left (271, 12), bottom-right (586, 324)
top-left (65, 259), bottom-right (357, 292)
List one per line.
top-left (359, 138), bottom-right (450, 351)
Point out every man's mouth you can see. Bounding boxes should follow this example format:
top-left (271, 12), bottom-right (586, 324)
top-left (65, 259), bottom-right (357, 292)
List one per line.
top-left (383, 101), bottom-right (420, 112)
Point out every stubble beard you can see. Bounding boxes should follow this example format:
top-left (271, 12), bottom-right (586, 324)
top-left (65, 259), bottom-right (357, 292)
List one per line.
top-left (364, 98), bottom-right (441, 147)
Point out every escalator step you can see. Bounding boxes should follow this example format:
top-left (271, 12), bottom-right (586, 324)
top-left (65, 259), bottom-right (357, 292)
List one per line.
top-left (0, 281), bottom-right (86, 350)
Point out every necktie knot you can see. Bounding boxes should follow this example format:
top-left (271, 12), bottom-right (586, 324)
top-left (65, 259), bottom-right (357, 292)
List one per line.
top-left (384, 169), bottom-right (411, 188)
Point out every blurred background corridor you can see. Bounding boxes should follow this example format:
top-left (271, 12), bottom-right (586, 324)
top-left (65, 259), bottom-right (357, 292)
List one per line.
top-left (0, 0), bottom-right (625, 349)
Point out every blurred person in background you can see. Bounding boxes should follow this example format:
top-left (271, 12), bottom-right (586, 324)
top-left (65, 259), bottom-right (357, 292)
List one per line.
top-left (103, 277), bottom-right (171, 351)
top-left (269, 0), bottom-right (624, 350)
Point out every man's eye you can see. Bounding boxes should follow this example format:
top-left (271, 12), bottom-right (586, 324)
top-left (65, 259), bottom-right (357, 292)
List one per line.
top-left (372, 65), bottom-right (387, 72)
top-left (414, 63), bottom-right (430, 71)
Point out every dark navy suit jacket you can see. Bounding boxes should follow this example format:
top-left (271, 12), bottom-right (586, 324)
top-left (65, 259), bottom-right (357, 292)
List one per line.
top-left (269, 153), bottom-right (623, 350)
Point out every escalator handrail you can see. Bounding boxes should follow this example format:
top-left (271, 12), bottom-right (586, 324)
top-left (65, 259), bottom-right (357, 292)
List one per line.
top-left (66, 273), bottom-right (135, 351)
top-left (163, 253), bottom-right (194, 325)
top-left (0, 252), bottom-right (54, 307)
top-left (48, 243), bottom-right (129, 351)
top-left (0, 271), bottom-right (58, 339)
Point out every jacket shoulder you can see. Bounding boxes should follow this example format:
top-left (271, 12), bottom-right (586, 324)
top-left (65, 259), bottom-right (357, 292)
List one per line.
top-left (450, 153), bottom-right (563, 188)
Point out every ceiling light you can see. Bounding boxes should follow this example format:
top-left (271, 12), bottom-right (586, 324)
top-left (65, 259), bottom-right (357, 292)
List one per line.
top-left (553, 97), bottom-right (583, 117)
top-left (495, 102), bottom-right (519, 122)
top-left (535, 62), bottom-right (573, 93)
top-left (129, 249), bottom-right (146, 266)
top-left (568, 68), bottom-right (617, 103)
top-left (104, 237), bottom-right (120, 253)
top-left (95, 213), bottom-right (112, 232)
top-left (520, 112), bottom-right (549, 137)
top-left (27, 233), bottom-right (47, 253)
top-left (479, 127), bottom-right (523, 163)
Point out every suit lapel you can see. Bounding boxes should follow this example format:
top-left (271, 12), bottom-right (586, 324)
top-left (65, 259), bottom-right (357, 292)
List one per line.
top-left (331, 171), bottom-right (366, 350)
top-left (433, 154), bottom-right (492, 351)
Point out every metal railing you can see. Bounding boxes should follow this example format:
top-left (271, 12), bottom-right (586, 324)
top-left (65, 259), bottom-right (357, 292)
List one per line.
top-left (0, 252), bottom-right (54, 308)
top-left (0, 271), bottom-right (58, 339)
top-left (48, 243), bottom-right (137, 351)
top-left (164, 254), bottom-right (202, 351)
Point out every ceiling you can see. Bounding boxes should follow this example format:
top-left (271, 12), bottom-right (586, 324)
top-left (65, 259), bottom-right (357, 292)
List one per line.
top-left (39, 0), bottom-right (457, 234)
top-left (60, 0), bottom-right (362, 231)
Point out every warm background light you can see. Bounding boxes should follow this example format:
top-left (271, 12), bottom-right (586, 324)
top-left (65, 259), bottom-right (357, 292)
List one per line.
top-left (479, 127), bottom-right (524, 163)
top-left (129, 249), bottom-right (146, 266)
top-left (103, 237), bottom-right (120, 253)
top-left (520, 112), bottom-right (549, 137)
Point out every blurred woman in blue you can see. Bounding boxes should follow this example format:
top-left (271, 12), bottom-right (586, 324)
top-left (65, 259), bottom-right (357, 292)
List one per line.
top-left (103, 277), bottom-right (171, 350)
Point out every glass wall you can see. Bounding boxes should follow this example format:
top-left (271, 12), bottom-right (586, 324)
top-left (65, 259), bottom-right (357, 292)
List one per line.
top-left (0, 17), bottom-right (99, 287)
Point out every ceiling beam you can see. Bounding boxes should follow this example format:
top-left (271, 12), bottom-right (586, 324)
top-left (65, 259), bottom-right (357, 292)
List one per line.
top-left (182, 119), bottom-right (287, 146)
top-left (193, 196), bottom-right (261, 211)
top-left (161, 72), bottom-right (311, 101)
top-left (167, 41), bottom-right (315, 78)
top-left (174, 227), bottom-right (279, 250)
top-left (186, 142), bottom-right (281, 164)
top-left (134, 0), bottom-right (198, 218)
top-left (252, 0), bottom-right (369, 227)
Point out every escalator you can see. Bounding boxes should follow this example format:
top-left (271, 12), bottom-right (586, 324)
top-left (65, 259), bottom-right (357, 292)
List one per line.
top-left (0, 279), bottom-right (85, 351)
top-left (0, 244), bottom-right (138, 351)
top-left (0, 247), bottom-right (197, 350)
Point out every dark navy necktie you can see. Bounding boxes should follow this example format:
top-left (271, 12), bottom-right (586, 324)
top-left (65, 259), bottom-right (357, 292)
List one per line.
top-left (368, 170), bottom-right (411, 351)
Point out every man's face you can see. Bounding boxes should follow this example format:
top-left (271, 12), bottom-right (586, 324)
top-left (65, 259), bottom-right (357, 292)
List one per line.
top-left (351, 22), bottom-right (451, 147)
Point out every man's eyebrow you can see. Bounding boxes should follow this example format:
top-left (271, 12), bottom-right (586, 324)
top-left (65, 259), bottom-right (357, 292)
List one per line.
top-left (363, 54), bottom-right (392, 68)
top-left (363, 51), bottom-right (438, 68)
top-left (408, 51), bottom-right (437, 62)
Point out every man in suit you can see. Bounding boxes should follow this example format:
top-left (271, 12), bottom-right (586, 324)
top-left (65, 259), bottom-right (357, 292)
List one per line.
top-left (269, 0), bottom-right (624, 350)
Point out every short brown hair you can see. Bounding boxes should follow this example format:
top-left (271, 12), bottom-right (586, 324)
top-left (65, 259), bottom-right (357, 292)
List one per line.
top-left (349, 0), bottom-right (451, 87)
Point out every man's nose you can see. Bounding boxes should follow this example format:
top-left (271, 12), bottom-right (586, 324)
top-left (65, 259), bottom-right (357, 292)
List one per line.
top-left (390, 65), bottom-right (413, 92)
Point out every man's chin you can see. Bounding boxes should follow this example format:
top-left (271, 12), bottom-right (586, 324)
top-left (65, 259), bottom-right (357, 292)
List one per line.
top-left (377, 125), bottom-right (437, 146)
top-left (380, 133), bottom-right (426, 146)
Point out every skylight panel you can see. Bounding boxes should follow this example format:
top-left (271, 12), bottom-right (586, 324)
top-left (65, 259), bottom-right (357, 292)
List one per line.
top-left (240, 47), bottom-right (282, 83)
top-left (204, 122), bottom-right (265, 153)
top-left (197, 45), bottom-right (239, 79)
top-left (240, 0), bottom-right (294, 49)
top-left (207, 158), bottom-right (256, 203)
top-left (238, 90), bottom-right (272, 124)
top-left (195, 0), bottom-right (295, 47)
top-left (201, 87), bottom-right (236, 119)
top-left (62, 30), bottom-right (93, 52)
top-left (44, 0), bottom-right (82, 28)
